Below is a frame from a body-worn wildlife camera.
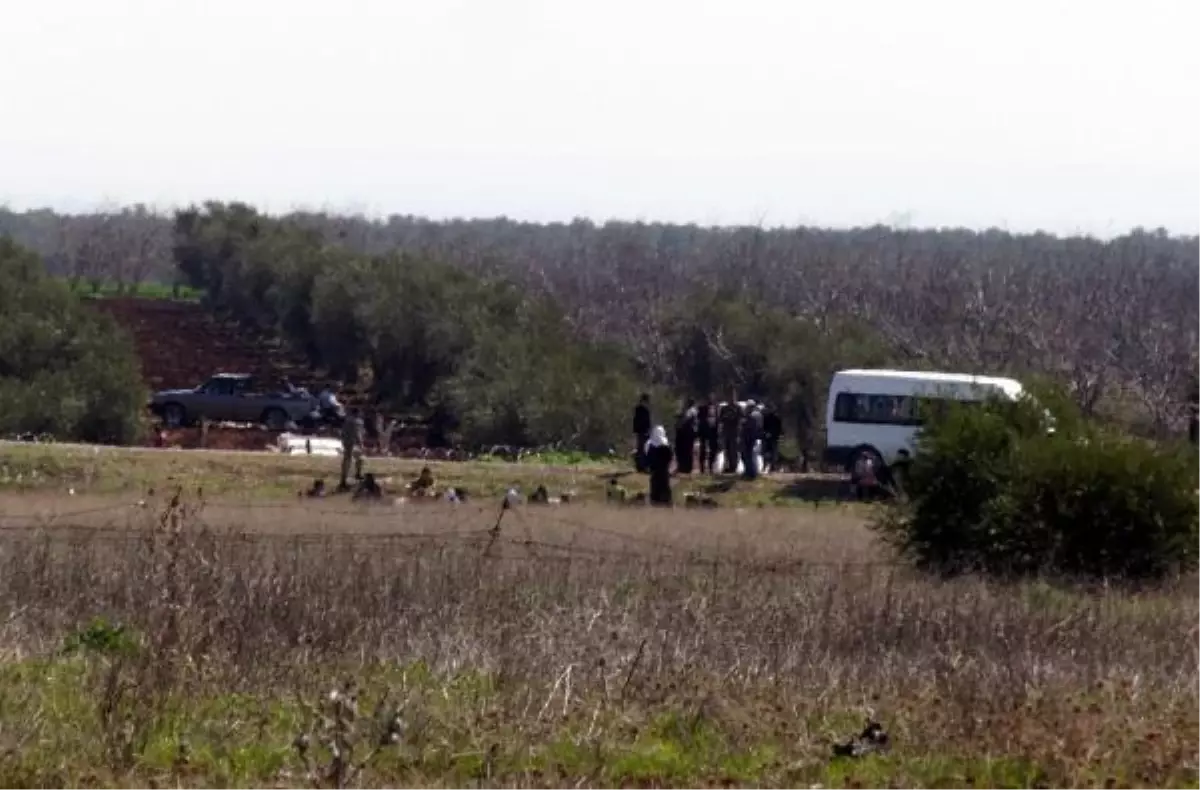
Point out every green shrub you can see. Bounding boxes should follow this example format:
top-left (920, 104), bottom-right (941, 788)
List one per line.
top-left (873, 389), bottom-right (1199, 581)
top-left (434, 301), bottom-right (646, 454)
top-left (0, 238), bottom-right (146, 445)
top-left (60, 617), bottom-right (141, 658)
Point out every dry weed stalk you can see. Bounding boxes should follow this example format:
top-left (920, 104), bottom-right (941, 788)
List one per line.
top-left (292, 679), bottom-right (406, 789)
top-left (0, 493), bottom-right (1191, 785)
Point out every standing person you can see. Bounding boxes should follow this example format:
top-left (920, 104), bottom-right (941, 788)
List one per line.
top-left (718, 393), bottom-right (741, 474)
top-left (762, 403), bottom-right (783, 472)
top-left (645, 425), bottom-right (674, 506)
top-left (674, 399), bottom-right (698, 474)
top-left (796, 403), bottom-right (813, 473)
top-left (742, 401), bottom-right (764, 480)
top-left (632, 393), bottom-right (652, 473)
top-left (371, 411), bottom-right (385, 455)
top-left (697, 398), bottom-right (719, 474)
top-left (338, 407), bottom-right (365, 490)
top-left (378, 417), bottom-right (397, 457)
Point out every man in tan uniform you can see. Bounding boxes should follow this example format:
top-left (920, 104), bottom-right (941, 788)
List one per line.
top-left (339, 408), bottom-right (365, 490)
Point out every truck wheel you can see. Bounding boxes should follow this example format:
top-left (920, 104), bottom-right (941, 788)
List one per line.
top-left (262, 408), bottom-right (289, 431)
top-left (162, 403), bottom-right (187, 429)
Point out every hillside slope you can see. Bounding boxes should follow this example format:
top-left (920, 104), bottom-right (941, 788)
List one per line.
top-left (86, 296), bottom-right (307, 392)
top-left (83, 296), bottom-right (433, 452)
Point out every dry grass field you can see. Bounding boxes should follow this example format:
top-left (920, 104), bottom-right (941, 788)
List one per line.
top-left (0, 478), bottom-right (1194, 788)
top-left (0, 441), bottom-right (852, 507)
top-left (0, 441), bottom-right (1195, 787)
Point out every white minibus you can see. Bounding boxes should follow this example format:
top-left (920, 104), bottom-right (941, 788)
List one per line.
top-left (822, 369), bottom-right (1027, 476)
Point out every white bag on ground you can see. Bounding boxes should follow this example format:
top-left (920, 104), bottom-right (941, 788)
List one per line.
top-left (277, 433), bottom-right (342, 457)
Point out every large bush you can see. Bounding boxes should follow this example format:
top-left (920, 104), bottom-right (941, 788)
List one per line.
top-left (434, 299), bottom-right (644, 453)
top-left (872, 388), bottom-right (1198, 581)
top-left (0, 238), bottom-right (146, 444)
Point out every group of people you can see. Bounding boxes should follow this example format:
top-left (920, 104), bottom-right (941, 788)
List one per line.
top-left (281, 377), bottom-right (400, 491)
top-left (632, 392), bottom-right (783, 506)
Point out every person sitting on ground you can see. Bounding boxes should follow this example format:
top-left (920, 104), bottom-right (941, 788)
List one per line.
top-left (409, 466), bottom-right (436, 496)
top-left (304, 478), bottom-right (326, 498)
top-left (530, 484), bottom-right (550, 504)
top-left (353, 472), bottom-right (383, 501)
top-left (683, 492), bottom-right (718, 509)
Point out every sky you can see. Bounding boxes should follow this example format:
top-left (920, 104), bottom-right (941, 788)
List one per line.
top-left (2, 0), bottom-right (1198, 237)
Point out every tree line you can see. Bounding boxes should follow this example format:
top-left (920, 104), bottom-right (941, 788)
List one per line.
top-left (0, 203), bottom-right (1196, 450)
top-left (170, 204), bottom-right (896, 454)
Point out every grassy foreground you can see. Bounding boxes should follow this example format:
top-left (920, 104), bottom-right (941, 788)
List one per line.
top-left (0, 494), bottom-right (1193, 788)
top-left (0, 441), bottom-right (848, 508)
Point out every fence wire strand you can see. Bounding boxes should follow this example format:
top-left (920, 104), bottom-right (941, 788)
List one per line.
top-left (0, 497), bottom-right (904, 572)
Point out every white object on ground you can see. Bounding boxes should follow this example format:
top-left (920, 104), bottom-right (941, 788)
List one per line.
top-left (712, 443), bottom-right (765, 476)
top-left (276, 433), bottom-right (342, 457)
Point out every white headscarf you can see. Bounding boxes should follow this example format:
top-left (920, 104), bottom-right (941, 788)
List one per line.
top-left (645, 425), bottom-right (670, 454)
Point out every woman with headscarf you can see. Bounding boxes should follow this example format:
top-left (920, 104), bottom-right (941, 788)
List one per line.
top-left (644, 425), bottom-right (674, 506)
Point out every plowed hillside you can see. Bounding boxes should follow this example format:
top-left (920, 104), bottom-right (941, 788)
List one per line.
top-left (84, 296), bottom-right (432, 452)
top-left (86, 296), bottom-right (307, 392)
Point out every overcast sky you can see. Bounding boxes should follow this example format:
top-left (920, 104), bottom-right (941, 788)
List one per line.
top-left (2, 0), bottom-right (1197, 236)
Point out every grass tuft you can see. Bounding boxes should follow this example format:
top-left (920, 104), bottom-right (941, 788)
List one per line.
top-left (0, 491), bottom-right (1191, 786)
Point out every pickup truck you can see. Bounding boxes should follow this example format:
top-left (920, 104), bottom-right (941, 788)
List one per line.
top-left (148, 373), bottom-right (319, 430)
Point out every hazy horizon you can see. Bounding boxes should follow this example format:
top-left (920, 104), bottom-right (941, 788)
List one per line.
top-left (3, 0), bottom-right (1197, 239)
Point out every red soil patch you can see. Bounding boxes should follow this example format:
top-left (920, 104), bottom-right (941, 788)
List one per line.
top-left (85, 297), bottom-right (433, 451)
top-left (87, 297), bottom-right (307, 393)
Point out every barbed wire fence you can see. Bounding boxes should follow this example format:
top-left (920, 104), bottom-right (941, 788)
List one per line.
top-left (0, 495), bottom-right (905, 574)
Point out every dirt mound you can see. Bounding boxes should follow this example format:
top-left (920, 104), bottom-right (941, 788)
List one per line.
top-left (87, 296), bottom-right (309, 393)
top-left (85, 296), bottom-right (435, 450)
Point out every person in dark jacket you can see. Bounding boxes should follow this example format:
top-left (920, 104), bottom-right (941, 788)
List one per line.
top-left (632, 393), bottom-right (652, 472)
top-left (762, 403), bottom-right (783, 472)
top-left (645, 425), bottom-right (674, 506)
top-left (674, 400), bottom-right (698, 474)
top-left (742, 402), bottom-right (764, 480)
top-left (718, 394), bottom-right (741, 474)
top-left (697, 399), bottom-right (719, 474)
